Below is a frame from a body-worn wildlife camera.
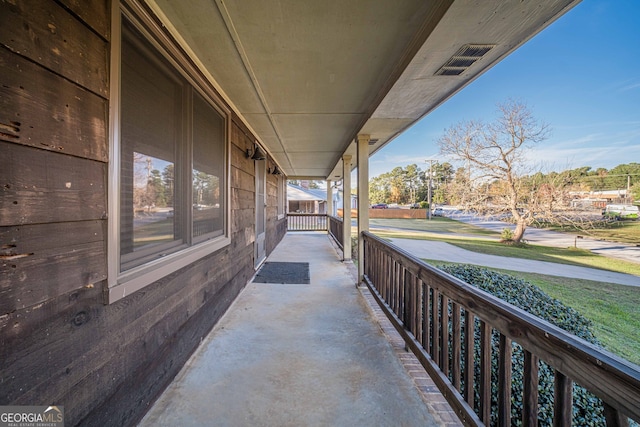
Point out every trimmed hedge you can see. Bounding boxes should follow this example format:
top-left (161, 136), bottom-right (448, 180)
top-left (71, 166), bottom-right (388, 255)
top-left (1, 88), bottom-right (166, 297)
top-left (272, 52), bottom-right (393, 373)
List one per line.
top-left (437, 264), bottom-right (605, 426)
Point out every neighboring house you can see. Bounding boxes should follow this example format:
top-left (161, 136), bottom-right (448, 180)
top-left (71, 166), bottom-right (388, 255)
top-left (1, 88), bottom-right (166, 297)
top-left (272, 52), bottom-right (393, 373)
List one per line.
top-left (334, 189), bottom-right (358, 211)
top-left (570, 190), bottom-right (631, 208)
top-left (0, 1), bottom-right (581, 425)
top-left (287, 184), bottom-right (327, 214)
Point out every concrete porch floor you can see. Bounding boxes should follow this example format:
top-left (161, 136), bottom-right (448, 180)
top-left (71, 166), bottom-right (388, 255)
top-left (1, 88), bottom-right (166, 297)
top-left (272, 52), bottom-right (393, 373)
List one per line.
top-left (139, 233), bottom-right (461, 426)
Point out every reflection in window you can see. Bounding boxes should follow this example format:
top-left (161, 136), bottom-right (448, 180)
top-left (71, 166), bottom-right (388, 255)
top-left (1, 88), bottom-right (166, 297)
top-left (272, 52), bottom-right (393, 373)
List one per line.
top-left (192, 92), bottom-right (225, 240)
top-left (132, 153), bottom-right (175, 248)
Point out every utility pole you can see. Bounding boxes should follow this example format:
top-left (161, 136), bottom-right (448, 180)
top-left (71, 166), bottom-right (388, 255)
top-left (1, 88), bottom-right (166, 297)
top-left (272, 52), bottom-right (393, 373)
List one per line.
top-left (426, 159), bottom-right (436, 220)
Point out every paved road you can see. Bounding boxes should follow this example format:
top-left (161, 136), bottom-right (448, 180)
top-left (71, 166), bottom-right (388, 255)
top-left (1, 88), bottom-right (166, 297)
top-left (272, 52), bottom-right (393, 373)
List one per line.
top-left (364, 209), bottom-right (640, 286)
top-left (448, 211), bottom-right (640, 264)
top-left (388, 238), bottom-right (640, 287)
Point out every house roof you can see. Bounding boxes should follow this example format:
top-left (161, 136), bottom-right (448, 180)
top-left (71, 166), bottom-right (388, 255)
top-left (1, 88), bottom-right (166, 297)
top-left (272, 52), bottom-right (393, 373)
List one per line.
top-left (149, 0), bottom-right (579, 180)
top-left (287, 184), bottom-right (326, 202)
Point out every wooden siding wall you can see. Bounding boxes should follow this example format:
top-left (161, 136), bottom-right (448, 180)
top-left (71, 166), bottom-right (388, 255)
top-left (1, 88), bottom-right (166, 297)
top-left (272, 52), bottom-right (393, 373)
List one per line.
top-left (0, 1), bottom-right (286, 426)
top-left (266, 174), bottom-right (287, 255)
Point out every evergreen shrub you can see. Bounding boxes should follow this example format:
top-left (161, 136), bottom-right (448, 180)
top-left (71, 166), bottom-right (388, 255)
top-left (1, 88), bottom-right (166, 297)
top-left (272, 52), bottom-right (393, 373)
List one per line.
top-left (438, 264), bottom-right (607, 426)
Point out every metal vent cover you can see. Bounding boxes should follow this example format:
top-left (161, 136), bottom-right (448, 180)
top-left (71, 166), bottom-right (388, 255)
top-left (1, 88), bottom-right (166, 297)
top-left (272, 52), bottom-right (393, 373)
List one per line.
top-left (435, 44), bottom-right (495, 76)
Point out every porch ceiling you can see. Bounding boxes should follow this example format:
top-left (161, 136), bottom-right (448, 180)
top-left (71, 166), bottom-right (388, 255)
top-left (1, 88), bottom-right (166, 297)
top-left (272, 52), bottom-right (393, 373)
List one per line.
top-left (148, 0), bottom-right (579, 180)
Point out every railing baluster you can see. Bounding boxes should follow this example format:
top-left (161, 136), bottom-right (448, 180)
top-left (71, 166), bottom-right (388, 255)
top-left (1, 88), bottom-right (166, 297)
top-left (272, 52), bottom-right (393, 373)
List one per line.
top-left (416, 279), bottom-right (423, 345)
top-left (411, 273), bottom-right (417, 335)
top-left (398, 265), bottom-right (405, 320)
top-left (411, 275), bottom-right (422, 341)
top-left (452, 302), bottom-right (461, 391)
top-left (407, 273), bottom-right (413, 333)
top-left (464, 310), bottom-right (475, 408)
top-left (395, 262), bottom-right (401, 317)
top-left (431, 288), bottom-right (440, 366)
top-left (498, 334), bottom-right (512, 427)
top-left (385, 251), bottom-right (389, 300)
top-left (523, 351), bottom-right (539, 427)
top-left (391, 260), bottom-right (396, 314)
top-left (442, 296), bottom-right (450, 378)
top-left (422, 282), bottom-right (430, 353)
top-left (603, 402), bottom-right (630, 427)
top-left (403, 269), bottom-right (411, 331)
top-left (480, 320), bottom-right (492, 425)
top-left (553, 370), bottom-right (573, 427)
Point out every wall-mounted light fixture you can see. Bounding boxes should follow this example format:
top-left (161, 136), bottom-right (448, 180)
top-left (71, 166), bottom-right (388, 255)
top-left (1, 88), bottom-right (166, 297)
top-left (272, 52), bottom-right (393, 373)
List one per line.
top-left (246, 144), bottom-right (266, 160)
top-left (269, 165), bottom-right (282, 175)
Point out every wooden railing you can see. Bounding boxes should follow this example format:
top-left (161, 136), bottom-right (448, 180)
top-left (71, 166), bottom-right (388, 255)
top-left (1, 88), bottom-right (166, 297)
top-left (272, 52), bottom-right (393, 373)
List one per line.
top-left (362, 231), bottom-right (640, 426)
top-left (328, 215), bottom-right (343, 249)
top-left (287, 213), bottom-right (327, 231)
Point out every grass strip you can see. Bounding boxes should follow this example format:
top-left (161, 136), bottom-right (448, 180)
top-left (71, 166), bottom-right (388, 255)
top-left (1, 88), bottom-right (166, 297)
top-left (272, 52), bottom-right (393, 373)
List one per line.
top-left (371, 227), bottom-right (640, 276)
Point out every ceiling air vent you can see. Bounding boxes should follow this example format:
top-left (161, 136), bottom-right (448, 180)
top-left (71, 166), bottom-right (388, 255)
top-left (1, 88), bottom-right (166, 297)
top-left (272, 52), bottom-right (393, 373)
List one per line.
top-left (435, 44), bottom-right (495, 76)
top-left (368, 138), bottom-right (379, 145)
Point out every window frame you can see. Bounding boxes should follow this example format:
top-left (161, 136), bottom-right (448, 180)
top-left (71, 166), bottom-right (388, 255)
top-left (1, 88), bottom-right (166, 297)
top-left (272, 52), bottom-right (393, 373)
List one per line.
top-left (107, 0), bottom-right (231, 304)
top-left (277, 175), bottom-right (285, 219)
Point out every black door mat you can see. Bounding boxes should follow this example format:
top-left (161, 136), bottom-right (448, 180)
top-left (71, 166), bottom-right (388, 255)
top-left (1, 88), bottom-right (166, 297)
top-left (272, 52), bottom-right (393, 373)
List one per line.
top-left (254, 262), bottom-right (310, 284)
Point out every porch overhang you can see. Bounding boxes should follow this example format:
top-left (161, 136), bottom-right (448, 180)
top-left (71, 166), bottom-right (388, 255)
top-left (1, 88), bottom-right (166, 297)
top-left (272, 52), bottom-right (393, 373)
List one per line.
top-left (147, 0), bottom-right (580, 180)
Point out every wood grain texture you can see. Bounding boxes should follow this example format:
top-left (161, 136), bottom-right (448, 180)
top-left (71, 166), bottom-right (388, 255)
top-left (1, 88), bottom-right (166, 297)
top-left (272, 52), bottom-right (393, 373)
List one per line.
top-left (0, 142), bottom-right (106, 225)
top-left (0, 221), bottom-right (106, 314)
top-left (58, 0), bottom-right (111, 40)
top-left (0, 51), bottom-right (108, 161)
top-left (0, 0), bottom-right (109, 97)
top-left (523, 351), bottom-right (539, 427)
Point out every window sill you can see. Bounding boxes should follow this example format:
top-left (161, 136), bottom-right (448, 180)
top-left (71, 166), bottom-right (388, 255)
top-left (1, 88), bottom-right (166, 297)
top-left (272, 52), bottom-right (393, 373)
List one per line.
top-left (106, 235), bottom-right (230, 304)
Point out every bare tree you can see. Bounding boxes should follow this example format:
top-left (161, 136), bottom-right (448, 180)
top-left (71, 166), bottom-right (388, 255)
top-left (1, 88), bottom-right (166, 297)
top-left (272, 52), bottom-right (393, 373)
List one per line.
top-left (438, 100), bottom-right (550, 242)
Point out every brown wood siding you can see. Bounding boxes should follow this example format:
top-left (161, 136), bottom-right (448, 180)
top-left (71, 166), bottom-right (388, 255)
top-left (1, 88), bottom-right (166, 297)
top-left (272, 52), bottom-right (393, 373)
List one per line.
top-left (1, 2), bottom-right (286, 427)
top-left (0, 0), bottom-right (109, 97)
top-left (58, 0), bottom-right (111, 40)
top-left (0, 52), bottom-right (108, 161)
top-left (0, 220), bottom-right (106, 314)
top-left (266, 173), bottom-right (286, 254)
top-left (0, 142), bottom-right (107, 225)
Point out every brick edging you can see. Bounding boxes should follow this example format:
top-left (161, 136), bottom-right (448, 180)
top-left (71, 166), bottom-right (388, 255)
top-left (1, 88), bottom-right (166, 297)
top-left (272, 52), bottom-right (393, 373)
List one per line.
top-left (358, 286), bottom-right (464, 426)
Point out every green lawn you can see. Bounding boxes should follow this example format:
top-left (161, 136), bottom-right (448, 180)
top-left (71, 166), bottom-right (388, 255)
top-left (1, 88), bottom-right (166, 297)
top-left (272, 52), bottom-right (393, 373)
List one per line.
top-left (521, 273), bottom-right (640, 366)
top-left (428, 261), bottom-right (640, 366)
top-left (540, 220), bottom-right (640, 245)
top-left (370, 217), bottom-right (497, 238)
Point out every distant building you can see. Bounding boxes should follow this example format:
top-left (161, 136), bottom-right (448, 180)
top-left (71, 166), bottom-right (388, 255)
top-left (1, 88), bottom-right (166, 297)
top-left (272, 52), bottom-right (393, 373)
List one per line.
top-left (287, 184), bottom-right (327, 214)
top-left (570, 189), bottom-right (630, 209)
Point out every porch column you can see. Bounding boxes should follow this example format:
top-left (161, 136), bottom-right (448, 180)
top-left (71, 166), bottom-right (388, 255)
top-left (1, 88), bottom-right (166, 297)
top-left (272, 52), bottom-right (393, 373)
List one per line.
top-left (342, 155), bottom-right (352, 261)
top-left (326, 179), bottom-right (333, 217)
top-left (357, 134), bottom-right (370, 284)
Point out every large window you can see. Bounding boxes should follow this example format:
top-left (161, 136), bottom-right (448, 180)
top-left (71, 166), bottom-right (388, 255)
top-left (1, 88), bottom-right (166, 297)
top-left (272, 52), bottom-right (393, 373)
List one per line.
top-left (108, 8), bottom-right (230, 302)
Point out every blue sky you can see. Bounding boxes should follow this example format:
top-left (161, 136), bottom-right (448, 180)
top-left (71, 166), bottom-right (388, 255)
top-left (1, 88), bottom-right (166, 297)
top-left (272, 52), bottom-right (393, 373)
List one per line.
top-left (369, 0), bottom-right (640, 178)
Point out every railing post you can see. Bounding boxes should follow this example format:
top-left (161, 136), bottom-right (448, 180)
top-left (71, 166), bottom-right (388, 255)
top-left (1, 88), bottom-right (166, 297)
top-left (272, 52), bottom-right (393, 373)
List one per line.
top-left (342, 154), bottom-right (352, 262)
top-left (326, 179), bottom-right (333, 217)
top-left (357, 134), bottom-right (370, 284)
